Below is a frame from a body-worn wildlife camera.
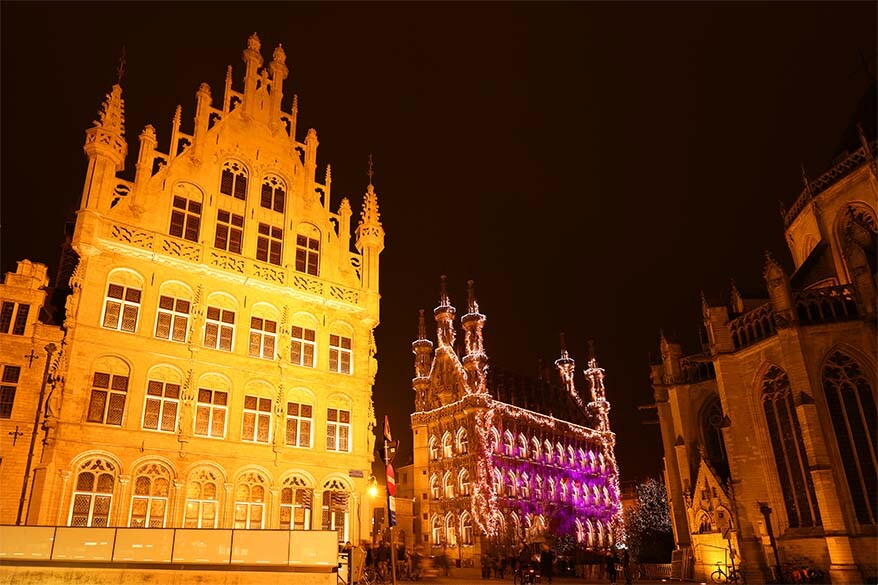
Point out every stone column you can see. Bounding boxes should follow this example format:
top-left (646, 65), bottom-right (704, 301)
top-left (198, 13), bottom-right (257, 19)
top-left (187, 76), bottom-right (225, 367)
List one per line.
top-left (172, 480), bottom-right (185, 527)
top-left (116, 475), bottom-right (130, 527)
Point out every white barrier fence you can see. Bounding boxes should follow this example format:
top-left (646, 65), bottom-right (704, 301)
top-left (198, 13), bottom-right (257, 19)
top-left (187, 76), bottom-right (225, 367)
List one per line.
top-left (0, 525), bottom-right (338, 567)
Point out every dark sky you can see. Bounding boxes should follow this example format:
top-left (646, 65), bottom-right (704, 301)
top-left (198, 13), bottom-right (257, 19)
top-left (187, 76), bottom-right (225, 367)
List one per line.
top-left (2, 2), bottom-right (876, 480)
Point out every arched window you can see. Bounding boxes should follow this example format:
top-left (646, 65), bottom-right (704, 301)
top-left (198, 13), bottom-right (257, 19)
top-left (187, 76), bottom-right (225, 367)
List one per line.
top-left (822, 351), bottom-right (877, 524)
top-left (504, 431), bottom-right (514, 455)
top-left (456, 428), bottom-right (469, 454)
top-left (532, 437), bottom-right (541, 461)
top-left (442, 432), bottom-right (454, 458)
top-left (544, 440), bottom-right (553, 463)
top-left (234, 471), bottom-right (268, 529)
top-left (586, 519), bottom-right (595, 547)
top-left (443, 471), bottom-right (455, 499)
top-left (101, 270), bottom-right (143, 333)
top-left (567, 446), bottom-right (575, 465)
top-left (578, 448), bottom-right (587, 469)
top-left (459, 469), bottom-right (471, 496)
top-left (295, 223), bottom-right (320, 276)
top-left (322, 479), bottom-right (350, 543)
top-left (700, 395), bottom-right (730, 481)
top-left (518, 434), bottom-right (528, 458)
top-left (761, 366), bottom-right (820, 528)
top-left (155, 282), bottom-right (192, 343)
top-left (430, 474), bottom-right (440, 499)
top-left (169, 182), bottom-right (202, 242)
top-left (572, 481), bottom-right (580, 504)
top-left (129, 462), bottom-right (171, 528)
top-left (260, 174), bottom-right (286, 213)
top-left (556, 443), bottom-right (565, 464)
top-left (592, 484), bottom-right (601, 505)
top-left (184, 467), bottom-right (221, 528)
top-left (493, 469), bottom-right (504, 496)
top-left (431, 515), bottom-right (442, 544)
top-left (491, 428), bottom-right (501, 453)
top-left (507, 471), bottom-right (518, 498)
top-left (460, 512), bottom-right (474, 545)
top-left (534, 476), bottom-right (543, 500)
top-left (429, 436), bottom-right (440, 461)
top-left (69, 457), bottom-right (117, 527)
top-left (575, 519), bottom-right (585, 544)
top-left (220, 160), bottom-right (248, 200)
top-left (444, 513), bottom-right (457, 546)
top-left (560, 480), bottom-right (568, 502)
top-left (520, 473), bottom-right (530, 499)
top-left (86, 357), bottom-right (130, 426)
top-left (698, 513), bottom-right (712, 534)
top-left (280, 475), bottom-right (313, 530)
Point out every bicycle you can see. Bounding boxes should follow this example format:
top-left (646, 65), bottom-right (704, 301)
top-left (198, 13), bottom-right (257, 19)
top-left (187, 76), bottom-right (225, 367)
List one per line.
top-left (513, 565), bottom-right (540, 585)
top-left (360, 566), bottom-right (386, 585)
top-left (711, 562), bottom-right (741, 584)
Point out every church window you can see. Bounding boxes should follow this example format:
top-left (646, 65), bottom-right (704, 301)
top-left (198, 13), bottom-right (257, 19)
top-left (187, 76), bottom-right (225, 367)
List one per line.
top-left (518, 434), bottom-right (528, 458)
top-left (460, 512), bottom-right (474, 545)
top-left (0, 365), bottom-right (21, 419)
top-left (286, 402), bottom-right (313, 447)
top-left (534, 476), bottom-right (543, 500)
top-left (295, 225), bottom-right (320, 276)
top-left (575, 519), bottom-right (585, 544)
top-left (155, 295), bottom-right (190, 343)
top-left (215, 210), bottom-right (244, 254)
top-left (532, 437), bottom-right (541, 461)
top-left (280, 475), bottom-right (313, 530)
top-left (234, 472), bottom-right (267, 529)
top-left (142, 379), bottom-right (180, 432)
top-left (822, 351), bottom-right (877, 524)
top-left (242, 395), bottom-right (272, 443)
top-left (520, 473), bottom-right (530, 498)
top-left (260, 175), bottom-right (286, 213)
top-left (291, 325), bottom-right (316, 367)
top-left (220, 160), bottom-right (248, 200)
top-left (761, 366), bottom-right (820, 528)
top-left (102, 282), bottom-right (141, 333)
top-left (556, 443), bottom-right (565, 464)
top-left (321, 482), bottom-right (349, 543)
top-left (700, 395), bottom-right (730, 480)
top-left (443, 472), bottom-right (455, 498)
top-left (326, 408), bottom-right (351, 452)
top-left (248, 316), bottom-right (277, 360)
top-left (441, 432), bottom-right (453, 458)
top-left (204, 306), bottom-right (235, 351)
top-left (86, 371), bottom-right (128, 425)
top-left (169, 195), bottom-right (201, 242)
top-left (0, 302), bottom-right (29, 335)
top-left (129, 463), bottom-right (171, 528)
top-left (429, 436), bottom-right (440, 461)
top-left (444, 513), bottom-right (457, 546)
top-left (548, 478), bottom-right (556, 500)
top-left (430, 474), bottom-right (440, 499)
top-left (194, 388), bottom-right (227, 438)
top-left (507, 472), bottom-right (518, 498)
top-left (431, 515), bottom-right (442, 544)
top-left (456, 428), bottom-right (469, 454)
top-left (504, 431), bottom-right (514, 455)
top-left (493, 469), bottom-right (504, 496)
top-left (69, 458), bottom-right (116, 527)
top-left (256, 223), bottom-right (283, 265)
top-left (544, 440), bottom-right (553, 463)
top-left (459, 469), bottom-right (471, 496)
top-left (184, 467), bottom-right (220, 528)
top-left (329, 333), bottom-right (352, 374)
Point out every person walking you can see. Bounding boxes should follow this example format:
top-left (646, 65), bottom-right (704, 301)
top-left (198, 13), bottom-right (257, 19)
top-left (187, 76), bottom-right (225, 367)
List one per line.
top-left (540, 545), bottom-right (555, 585)
top-left (605, 551), bottom-right (617, 585)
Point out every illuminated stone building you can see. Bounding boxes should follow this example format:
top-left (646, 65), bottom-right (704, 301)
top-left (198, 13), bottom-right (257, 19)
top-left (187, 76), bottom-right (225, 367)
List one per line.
top-left (0, 33), bottom-right (384, 543)
top-left (403, 278), bottom-right (622, 563)
top-left (649, 130), bottom-right (876, 584)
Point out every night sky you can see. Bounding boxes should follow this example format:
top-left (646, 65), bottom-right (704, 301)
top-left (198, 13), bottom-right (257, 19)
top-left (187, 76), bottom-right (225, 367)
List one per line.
top-left (2, 2), bottom-right (876, 480)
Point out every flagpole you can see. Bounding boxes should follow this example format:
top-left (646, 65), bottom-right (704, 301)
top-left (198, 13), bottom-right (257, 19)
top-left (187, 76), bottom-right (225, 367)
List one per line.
top-left (383, 415), bottom-right (398, 585)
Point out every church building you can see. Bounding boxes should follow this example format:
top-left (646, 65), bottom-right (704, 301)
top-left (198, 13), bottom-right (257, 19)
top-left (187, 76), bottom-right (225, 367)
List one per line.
top-left (401, 278), bottom-right (623, 564)
top-left (0, 33), bottom-right (384, 545)
top-left (649, 125), bottom-right (876, 584)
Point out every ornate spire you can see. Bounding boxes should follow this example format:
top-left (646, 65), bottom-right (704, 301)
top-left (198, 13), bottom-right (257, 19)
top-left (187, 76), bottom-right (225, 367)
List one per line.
top-left (418, 308), bottom-right (427, 340)
top-left (438, 275), bottom-right (451, 308)
top-left (433, 275), bottom-right (456, 349)
top-left (762, 250), bottom-right (784, 280)
top-left (801, 163), bottom-right (812, 197)
top-left (84, 82), bottom-right (128, 174)
top-left (461, 280), bottom-right (488, 394)
top-left (94, 84), bottom-right (126, 137)
top-left (555, 332), bottom-right (581, 410)
top-left (359, 157), bottom-right (381, 227)
top-left (583, 338), bottom-right (610, 432)
top-left (412, 309), bottom-right (434, 410)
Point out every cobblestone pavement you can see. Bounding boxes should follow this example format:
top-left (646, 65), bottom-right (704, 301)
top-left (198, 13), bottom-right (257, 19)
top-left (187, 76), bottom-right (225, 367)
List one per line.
top-left (393, 567), bottom-right (677, 585)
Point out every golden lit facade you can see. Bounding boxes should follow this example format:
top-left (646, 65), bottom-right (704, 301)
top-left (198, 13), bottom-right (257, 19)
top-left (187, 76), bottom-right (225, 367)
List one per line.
top-left (0, 34), bottom-right (384, 542)
top-left (404, 279), bottom-right (623, 563)
top-left (650, 134), bottom-right (876, 584)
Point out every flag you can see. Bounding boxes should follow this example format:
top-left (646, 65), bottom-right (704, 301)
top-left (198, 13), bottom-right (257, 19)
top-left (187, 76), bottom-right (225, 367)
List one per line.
top-left (384, 415), bottom-right (397, 527)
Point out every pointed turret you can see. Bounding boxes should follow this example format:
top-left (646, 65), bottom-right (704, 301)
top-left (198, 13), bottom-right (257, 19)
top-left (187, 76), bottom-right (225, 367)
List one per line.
top-left (729, 279), bottom-right (744, 314)
top-left (412, 309), bottom-right (434, 410)
top-left (583, 339), bottom-right (611, 432)
top-left (242, 33), bottom-right (264, 117)
top-left (134, 124), bottom-right (157, 196)
top-left (268, 44), bottom-right (289, 121)
top-left (555, 332), bottom-right (586, 412)
top-left (192, 83), bottom-right (212, 162)
top-left (658, 331), bottom-right (683, 384)
top-left (337, 197), bottom-right (352, 265)
top-left (433, 275), bottom-right (456, 349)
top-left (81, 83), bottom-right (128, 212)
top-left (461, 280), bottom-right (488, 394)
top-left (763, 250), bottom-right (795, 327)
top-left (355, 158), bottom-right (385, 292)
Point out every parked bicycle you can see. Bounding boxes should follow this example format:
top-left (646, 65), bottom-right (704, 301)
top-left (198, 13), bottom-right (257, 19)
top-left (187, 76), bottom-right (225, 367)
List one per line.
top-left (711, 562), bottom-right (742, 584)
top-left (360, 566), bottom-right (386, 585)
top-left (513, 564), bottom-right (540, 585)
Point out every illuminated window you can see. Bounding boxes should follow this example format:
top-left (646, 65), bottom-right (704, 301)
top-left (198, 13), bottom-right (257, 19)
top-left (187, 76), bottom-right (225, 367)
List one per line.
top-left (431, 515), bottom-right (442, 544)
top-left (260, 175), bottom-right (286, 213)
top-left (326, 408), bottom-right (351, 452)
top-left (459, 469), bottom-right (471, 496)
top-left (286, 402), bottom-right (313, 447)
top-left (280, 476), bottom-right (313, 530)
top-left (443, 472), bottom-right (455, 498)
top-left (444, 513), bottom-right (457, 546)
top-left (456, 428), bottom-right (469, 454)
top-left (295, 224), bottom-right (320, 276)
top-left (556, 443), bottom-right (565, 464)
top-left (234, 472), bottom-right (267, 529)
top-left (507, 472), bottom-right (518, 498)
top-left (184, 468), bottom-right (220, 528)
top-left (194, 388), bottom-right (227, 438)
top-left (289, 325), bottom-right (316, 367)
top-left (220, 160), bottom-right (248, 200)
top-left (169, 195), bottom-right (201, 242)
top-left (102, 282), bottom-right (141, 333)
top-left (204, 306), bottom-right (235, 352)
top-left (544, 440), bottom-right (553, 463)
top-left (460, 512), bottom-right (474, 545)
top-left (520, 473), bottom-right (530, 499)
top-left (69, 458), bottom-right (116, 527)
top-left (329, 333), bottom-right (352, 374)
top-left (142, 379), bottom-right (180, 432)
top-left (0, 365), bottom-right (21, 418)
top-left (0, 302), bottom-right (30, 335)
top-left (822, 351), bottom-right (877, 525)
top-left (575, 519), bottom-right (585, 544)
top-left (86, 371), bottom-right (128, 426)
top-left (442, 433), bottom-right (453, 458)
top-left (248, 316), bottom-right (277, 360)
top-left (129, 463), bottom-right (170, 528)
top-left (430, 474), bottom-right (440, 499)
top-left (532, 437), bottom-right (541, 461)
top-left (321, 482), bottom-right (349, 543)
top-left (154, 294), bottom-right (190, 343)
top-left (429, 436), bottom-right (440, 461)
top-left (256, 223), bottom-right (283, 265)
top-left (534, 476), bottom-right (543, 500)
top-left (242, 395), bottom-right (272, 443)
top-left (518, 434), bottom-right (528, 458)
top-left (215, 209), bottom-right (244, 254)
top-left (504, 431), bottom-right (514, 455)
